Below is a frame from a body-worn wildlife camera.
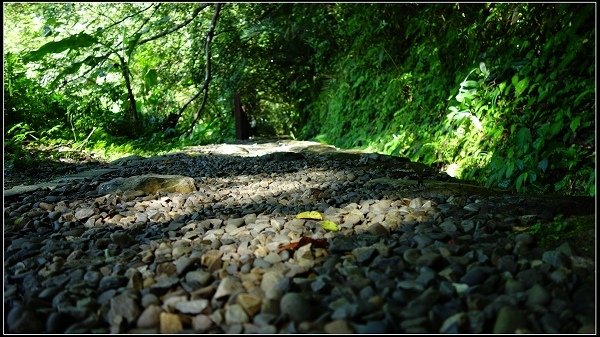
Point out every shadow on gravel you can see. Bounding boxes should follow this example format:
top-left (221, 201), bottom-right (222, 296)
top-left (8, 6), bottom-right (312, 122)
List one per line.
top-left (3, 145), bottom-right (596, 333)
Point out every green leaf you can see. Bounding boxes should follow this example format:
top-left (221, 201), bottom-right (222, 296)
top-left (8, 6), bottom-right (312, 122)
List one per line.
top-left (515, 78), bottom-right (529, 97)
top-left (515, 127), bottom-right (532, 150)
top-left (144, 68), bottom-right (158, 88)
top-left (479, 62), bottom-right (488, 77)
top-left (296, 211), bottom-right (322, 220)
top-left (538, 158), bottom-right (548, 172)
top-left (126, 32), bottom-right (143, 59)
top-left (320, 220), bottom-right (340, 232)
top-left (569, 116), bottom-right (581, 133)
top-left (24, 33), bottom-right (98, 62)
top-left (505, 161), bottom-right (514, 178)
top-left (516, 172), bottom-right (528, 191)
top-left (460, 80), bottom-right (479, 89)
top-left (511, 74), bottom-right (519, 87)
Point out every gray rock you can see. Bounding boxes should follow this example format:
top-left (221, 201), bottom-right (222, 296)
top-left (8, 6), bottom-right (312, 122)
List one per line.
top-left (214, 276), bottom-right (242, 299)
top-left (352, 246), bottom-right (377, 264)
top-left (7, 306), bottom-right (44, 333)
top-left (141, 293), bottom-right (160, 308)
top-left (99, 275), bottom-right (128, 292)
top-left (460, 266), bottom-right (489, 286)
top-left (440, 312), bottom-right (467, 333)
top-left (526, 283), bottom-right (550, 306)
top-left (175, 299), bottom-right (209, 314)
top-left (281, 292), bottom-right (314, 322)
top-left (46, 311), bottom-right (71, 333)
top-left (108, 292), bottom-right (141, 324)
top-left (192, 314), bottom-right (213, 332)
top-left (225, 303), bottom-right (250, 324)
top-left (493, 306), bottom-right (529, 333)
top-left (185, 270), bottom-right (212, 288)
top-left (261, 271), bottom-right (288, 300)
top-left (137, 304), bottom-right (161, 328)
top-left (402, 248), bottom-right (421, 265)
top-left (97, 174), bottom-right (196, 195)
top-left (352, 320), bottom-right (387, 333)
top-left (542, 250), bottom-right (568, 269)
top-left (75, 207), bottom-right (95, 220)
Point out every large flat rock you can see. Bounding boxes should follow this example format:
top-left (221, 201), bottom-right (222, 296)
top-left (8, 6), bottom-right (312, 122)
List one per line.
top-left (96, 174), bottom-right (197, 195)
top-left (4, 168), bottom-right (117, 197)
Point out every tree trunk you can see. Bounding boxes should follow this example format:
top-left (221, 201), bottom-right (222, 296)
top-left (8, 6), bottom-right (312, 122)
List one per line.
top-left (117, 53), bottom-right (141, 137)
top-left (233, 91), bottom-right (251, 140)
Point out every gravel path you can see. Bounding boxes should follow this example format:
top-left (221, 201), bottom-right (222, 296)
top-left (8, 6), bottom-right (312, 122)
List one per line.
top-left (3, 140), bottom-right (596, 333)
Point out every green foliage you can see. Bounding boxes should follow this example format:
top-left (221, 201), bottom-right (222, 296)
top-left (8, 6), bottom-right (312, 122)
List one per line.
top-left (3, 3), bottom-right (594, 197)
top-left (528, 214), bottom-right (594, 250)
top-left (303, 3), bottom-right (595, 196)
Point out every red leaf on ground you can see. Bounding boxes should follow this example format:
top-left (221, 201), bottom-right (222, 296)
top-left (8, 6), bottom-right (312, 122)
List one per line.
top-left (278, 236), bottom-right (328, 253)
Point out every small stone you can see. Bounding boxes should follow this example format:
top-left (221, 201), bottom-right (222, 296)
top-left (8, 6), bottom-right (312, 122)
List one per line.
top-left (174, 256), bottom-right (197, 275)
top-left (402, 248), bottom-right (420, 265)
top-left (280, 292), bottom-right (313, 322)
top-left (225, 304), bottom-right (250, 324)
top-left (175, 299), bottom-right (209, 314)
top-left (324, 320), bottom-right (354, 333)
top-left (526, 283), bottom-right (550, 306)
top-left (352, 246), bottom-right (377, 264)
top-left (75, 207), bottom-right (95, 220)
top-left (463, 203), bottom-right (479, 212)
top-left (493, 306), bottom-right (529, 333)
top-left (460, 266), bottom-right (488, 286)
top-left (353, 320), bottom-right (387, 333)
top-left (185, 270), bottom-right (212, 288)
top-left (263, 252), bottom-right (283, 264)
top-left (7, 306), bottom-right (44, 333)
top-left (226, 218), bottom-right (246, 228)
top-left (192, 314), bottom-right (213, 332)
top-left (415, 252), bottom-right (441, 267)
top-left (46, 312), bottom-right (71, 333)
top-left (39, 202), bottom-right (55, 211)
top-left (142, 293), bottom-right (160, 308)
top-left (367, 223), bottom-right (389, 236)
top-left (261, 270), bottom-right (288, 300)
top-left (214, 276), bottom-right (242, 299)
top-left (160, 312), bottom-right (183, 334)
top-left (439, 312), bottom-right (467, 333)
top-left (542, 250), bottom-right (568, 269)
top-left (128, 270), bottom-right (143, 290)
top-left (110, 231), bottom-right (133, 247)
top-left (108, 292), bottom-right (141, 324)
top-left (244, 324), bottom-right (277, 334)
top-left (237, 293), bottom-right (262, 317)
top-left (137, 305), bottom-right (161, 328)
top-left (156, 262), bottom-right (177, 276)
top-left (201, 250), bottom-right (223, 272)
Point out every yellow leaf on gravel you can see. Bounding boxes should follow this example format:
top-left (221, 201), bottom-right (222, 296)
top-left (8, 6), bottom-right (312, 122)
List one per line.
top-left (296, 211), bottom-right (323, 220)
top-left (320, 220), bottom-right (340, 232)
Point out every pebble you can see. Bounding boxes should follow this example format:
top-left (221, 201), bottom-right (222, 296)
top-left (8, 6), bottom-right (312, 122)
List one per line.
top-left (137, 305), bottom-right (162, 328)
top-left (225, 304), bottom-right (250, 324)
top-left (160, 312), bottom-right (183, 334)
top-left (324, 320), bottom-right (354, 333)
top-left (280, 292), bottom-right (314, 322)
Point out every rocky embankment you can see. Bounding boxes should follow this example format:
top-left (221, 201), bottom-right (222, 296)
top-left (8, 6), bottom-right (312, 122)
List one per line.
top-left (3, 140), bottom-right (596, 333)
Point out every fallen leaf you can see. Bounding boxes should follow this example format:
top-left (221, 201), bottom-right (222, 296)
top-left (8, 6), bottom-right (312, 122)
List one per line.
top-left (278, 236), bottom-right (328, 253)
top-left (320, 220), bottom-right (340, 232)
top-left (296, 211), bottom-right (323, 220)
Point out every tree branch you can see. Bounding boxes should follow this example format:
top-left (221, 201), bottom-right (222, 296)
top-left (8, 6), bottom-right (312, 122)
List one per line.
top-left (183, 3), bottom-right (223, 135)
top-left (138, 3), bottom-right (210, 45)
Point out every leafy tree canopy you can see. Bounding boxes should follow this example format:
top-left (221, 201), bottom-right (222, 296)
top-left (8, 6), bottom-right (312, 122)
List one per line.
top-left (3, 3), bottom-right (595, 196)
